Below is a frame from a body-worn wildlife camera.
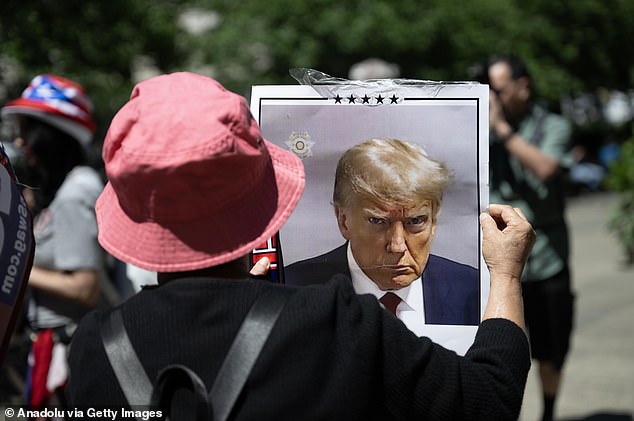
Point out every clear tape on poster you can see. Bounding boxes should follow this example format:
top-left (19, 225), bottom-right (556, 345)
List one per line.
top-left (289, 67), bottom-right (483, 104)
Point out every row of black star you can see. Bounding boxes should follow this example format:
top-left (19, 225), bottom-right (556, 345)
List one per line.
top-left (332, 94), bottom-right (399, 104)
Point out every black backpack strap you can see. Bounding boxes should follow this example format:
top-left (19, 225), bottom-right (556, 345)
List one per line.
top-left (100, 307), bottom-right (153, 407)
top-left (210, 288), bottom-right (294, 421)
top-left (100, 287), bottom-right (295, 421)
top-left (152, 364), bottom-right (211, 421)
top-left (529, 107), bottom-right (549, 147)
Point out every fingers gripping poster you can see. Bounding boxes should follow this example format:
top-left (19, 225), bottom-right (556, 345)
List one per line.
top-left (250, 71), bottom-right (489, 354)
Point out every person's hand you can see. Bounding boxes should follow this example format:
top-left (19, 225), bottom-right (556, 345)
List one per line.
top-left (480, 204), bottom-right (534, 329)
top-left (489, 90), bottom-right (502, 124)
top-left (489, 91), bottom-right (513, 140)
top-left (480, 204), bottom-right (535, 282)
top-left (249, 256), bottom-right (271, 277)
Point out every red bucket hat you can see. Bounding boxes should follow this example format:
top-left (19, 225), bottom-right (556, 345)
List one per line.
top-left (1, 74), bottom-right (96, 145)
top-left (96, 72), bottom-right (305, 272)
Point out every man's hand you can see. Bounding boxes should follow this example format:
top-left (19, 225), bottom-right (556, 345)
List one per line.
top-left (489, 90), bottom-right (561, 182)
top-left (489, 91), bottom-right (513, 141)
top-left (480, 204), bottom-right (535, 282)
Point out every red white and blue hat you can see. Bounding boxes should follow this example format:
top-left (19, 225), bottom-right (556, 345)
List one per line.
top-left (1, 74), bottom-right (96, 145)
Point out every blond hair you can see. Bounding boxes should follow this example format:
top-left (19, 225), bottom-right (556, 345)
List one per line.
top-left (333, 138), bottom-right (452, 220)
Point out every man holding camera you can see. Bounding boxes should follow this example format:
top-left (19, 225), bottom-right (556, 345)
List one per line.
top-left (487, 54), bottom-right (575, 421)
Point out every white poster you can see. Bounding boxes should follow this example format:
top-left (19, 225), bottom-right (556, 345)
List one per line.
top-left (251, 78), bottom-right (489, 355)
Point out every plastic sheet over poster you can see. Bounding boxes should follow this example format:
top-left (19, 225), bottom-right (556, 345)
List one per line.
top-left (250, 71), bottom-right (489, 354)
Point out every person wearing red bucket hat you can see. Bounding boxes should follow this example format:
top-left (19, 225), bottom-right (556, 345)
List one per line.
top-left (95, 72), bottom-right (304, 272)
top-left (1, 74), bottom-right (105, 409)
top-left (67, 72), bottom-right (536, 420)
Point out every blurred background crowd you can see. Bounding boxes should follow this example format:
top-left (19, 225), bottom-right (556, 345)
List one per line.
top-left (1, 1), bottom-right (633, 197)
top-left (2, 1), bottom-right (633, 209)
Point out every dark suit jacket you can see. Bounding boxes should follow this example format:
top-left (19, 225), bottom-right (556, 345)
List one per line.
top-left (284, 244), bottom-right (480, 325)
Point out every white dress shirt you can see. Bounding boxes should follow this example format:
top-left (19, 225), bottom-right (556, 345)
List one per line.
top-left (347, 244), bottom-right (428, 336)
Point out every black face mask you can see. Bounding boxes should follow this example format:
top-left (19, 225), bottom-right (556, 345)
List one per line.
top-left (22, 118), bottom-right (85, 212)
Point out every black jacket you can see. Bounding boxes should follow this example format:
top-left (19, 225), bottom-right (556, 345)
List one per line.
top-left (67, 275), bottom-right (529, 420)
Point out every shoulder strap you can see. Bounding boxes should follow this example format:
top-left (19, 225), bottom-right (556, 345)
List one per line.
top-left (152, 364), bottom-right (210, 421)
top-left (100, 287), bottom-right (294, 421)
top-left (530, 107), bottom-right (549, 147)
top-left (210, 288), bottom-right (293, 421)
top-left (100, 307), bottom-right (153, 406)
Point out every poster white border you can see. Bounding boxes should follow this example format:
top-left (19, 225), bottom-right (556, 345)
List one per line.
top-left (251, 83), bottom-right (489, 355)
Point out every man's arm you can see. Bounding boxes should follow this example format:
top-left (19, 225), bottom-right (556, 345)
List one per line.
top-left (489, 93), bottom-right (562, 182)
top-left (479, 204), bottom-right (535, 332)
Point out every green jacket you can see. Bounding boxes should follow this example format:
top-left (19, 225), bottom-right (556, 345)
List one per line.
top-left (489, 103), bottom-right (573, 281)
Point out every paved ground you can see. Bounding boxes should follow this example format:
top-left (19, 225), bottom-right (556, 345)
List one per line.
top-left (519, 191), bottom-right (634, 421)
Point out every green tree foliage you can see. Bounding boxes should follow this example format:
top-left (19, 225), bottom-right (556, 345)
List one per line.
top-left (1, 0), bottom-right (633, 131)
top-left (1, 0), bottom-right (188, 132)
top-left (197, 0), bottom-right (634, 100)
top-left (605, 128), bottom-right (634, 264)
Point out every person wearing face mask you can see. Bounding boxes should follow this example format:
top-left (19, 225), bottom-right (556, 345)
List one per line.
top-left (1, 74), bottom-right (105, 409)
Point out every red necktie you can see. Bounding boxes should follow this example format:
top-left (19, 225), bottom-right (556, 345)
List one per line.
top-left (380, 292), bottom-right (401, 316)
